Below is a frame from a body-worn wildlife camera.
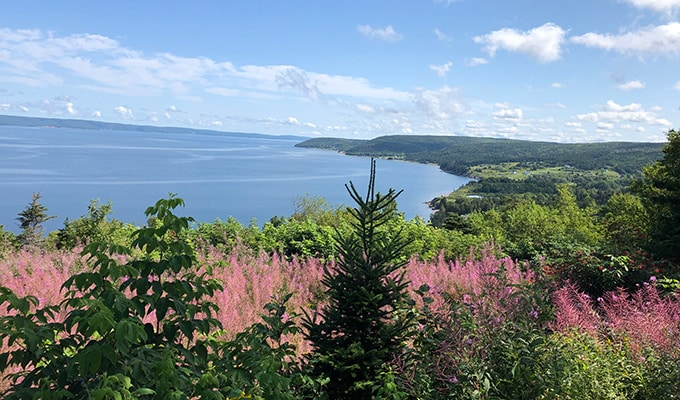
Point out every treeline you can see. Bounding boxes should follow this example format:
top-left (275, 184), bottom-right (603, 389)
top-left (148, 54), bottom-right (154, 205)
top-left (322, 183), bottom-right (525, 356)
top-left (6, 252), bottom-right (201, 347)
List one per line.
top-left (296, 135), bottom-right (663, 176)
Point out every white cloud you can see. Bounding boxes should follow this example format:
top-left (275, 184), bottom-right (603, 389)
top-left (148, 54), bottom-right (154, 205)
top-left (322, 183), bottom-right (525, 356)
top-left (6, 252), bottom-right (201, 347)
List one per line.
top-left (674, 81), bottom-right (680, 90)
top-left (356, 103), bottom-right (376, 113)
top-left (623, 0), bottom-right (680, 14)
top-left (551, 82), bottom-right (564, 88)
top-left (576, 100), bottom-right (672, 127)
top-left (412, 86), bottom-right (466, 120)
top-left (493, 107), bottom-right (523, 120)
top-left (617, 80), bottom-right (645, 90)
top-left (565, 121), bottom-right (582, 128)
top-left (465, 57), bottom-right (488, 66)
top-left (66, 102), bottom-right (77, 115)
top-left (430, 61), bottom-right (453, 77)
top-left (571, 22), bottom-right (680, 55)
top-left (91, 110), bottom-right (101, 118)
top-left (357, 25), bottom-right (404, 42)
top-left (474, 23), bottom-right (567, 63)
top-left (114, 105), bottom-right (133, 119)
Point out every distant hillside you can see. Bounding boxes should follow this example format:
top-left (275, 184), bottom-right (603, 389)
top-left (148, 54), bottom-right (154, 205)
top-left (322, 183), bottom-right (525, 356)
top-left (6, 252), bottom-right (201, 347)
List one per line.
top-left (0, 114), bottom-right (307, 141)
top-left (296, 135), bottom-right (665, 176)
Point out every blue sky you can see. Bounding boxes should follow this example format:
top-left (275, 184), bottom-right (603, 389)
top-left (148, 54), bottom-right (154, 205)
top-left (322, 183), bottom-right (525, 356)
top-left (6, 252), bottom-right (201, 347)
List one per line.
top-left (1, 0), bottom-right (679, 142)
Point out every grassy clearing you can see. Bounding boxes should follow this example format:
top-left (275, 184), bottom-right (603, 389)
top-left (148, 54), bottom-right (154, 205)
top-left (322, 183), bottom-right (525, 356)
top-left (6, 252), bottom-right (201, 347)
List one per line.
top-left (468, 162), bottom-right (620, 180)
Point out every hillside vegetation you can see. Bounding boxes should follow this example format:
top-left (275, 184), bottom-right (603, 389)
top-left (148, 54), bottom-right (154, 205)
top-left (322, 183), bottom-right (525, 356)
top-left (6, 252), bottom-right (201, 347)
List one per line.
top-left (0, 131), bottom-right (678, 399)
top-left (296, 135), bottom-right (663, 175)
top-left (298, 135), bottom-right (665, 223)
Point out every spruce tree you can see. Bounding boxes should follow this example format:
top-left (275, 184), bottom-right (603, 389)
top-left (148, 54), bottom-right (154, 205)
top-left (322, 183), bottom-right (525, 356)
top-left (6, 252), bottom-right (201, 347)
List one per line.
top-left (303, 159), bottom-right (414, 399)
top-left (16, 192), bottom-right (55, 249)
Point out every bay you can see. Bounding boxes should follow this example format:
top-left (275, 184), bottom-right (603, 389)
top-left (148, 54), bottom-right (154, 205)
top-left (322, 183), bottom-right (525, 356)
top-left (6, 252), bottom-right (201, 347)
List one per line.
top-left (0, 126), bottom-right (471, 233)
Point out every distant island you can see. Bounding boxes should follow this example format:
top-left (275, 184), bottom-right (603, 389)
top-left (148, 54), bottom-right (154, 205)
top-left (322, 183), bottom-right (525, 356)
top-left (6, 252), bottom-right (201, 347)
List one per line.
top-left (0, 114), bottom-right (308, 141)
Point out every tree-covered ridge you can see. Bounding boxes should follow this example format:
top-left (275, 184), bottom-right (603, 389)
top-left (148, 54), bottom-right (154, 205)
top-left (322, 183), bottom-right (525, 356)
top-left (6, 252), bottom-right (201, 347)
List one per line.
top-left (296, 135), bottom-right (664, 175)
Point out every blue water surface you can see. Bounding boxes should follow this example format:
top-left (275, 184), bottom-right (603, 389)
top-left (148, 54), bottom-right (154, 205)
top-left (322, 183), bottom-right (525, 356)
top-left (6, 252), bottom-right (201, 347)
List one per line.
top-left (0, 126), bottom-right (471, 233)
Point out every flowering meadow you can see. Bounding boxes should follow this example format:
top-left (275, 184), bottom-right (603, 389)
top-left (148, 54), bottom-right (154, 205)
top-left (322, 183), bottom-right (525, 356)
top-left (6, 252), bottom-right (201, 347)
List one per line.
top-left (2, 240), bottom-right (679, 398)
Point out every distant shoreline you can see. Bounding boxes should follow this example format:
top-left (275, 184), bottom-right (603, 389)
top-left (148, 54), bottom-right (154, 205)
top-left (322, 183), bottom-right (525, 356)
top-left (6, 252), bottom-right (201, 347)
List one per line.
top-left (0, 114), bottom-right (308, 141)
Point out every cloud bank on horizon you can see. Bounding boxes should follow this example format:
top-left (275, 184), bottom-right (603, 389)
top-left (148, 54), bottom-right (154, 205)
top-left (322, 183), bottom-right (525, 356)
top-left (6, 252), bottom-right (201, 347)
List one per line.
top-left (0, 0), bottom-right (678, 142)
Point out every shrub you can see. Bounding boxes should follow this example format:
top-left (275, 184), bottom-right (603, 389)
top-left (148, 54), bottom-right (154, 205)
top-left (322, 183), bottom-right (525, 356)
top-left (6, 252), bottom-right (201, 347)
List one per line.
top-left (0, 195), bottom-right (228, 399)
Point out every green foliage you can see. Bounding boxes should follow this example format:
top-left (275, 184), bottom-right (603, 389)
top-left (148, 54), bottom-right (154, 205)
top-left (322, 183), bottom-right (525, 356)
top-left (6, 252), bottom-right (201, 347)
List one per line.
top-left (261, 219), bottom-right (337, 259)
top-left (464, 185), bottom-right (604, 263)
top-left (193, 217), bottom-right (263, 251)
top-left (16, 192), bottom-right (56, 249)
top-left (633, 129), bottom-right (680, 258)
top-left (0, 195), bottom-right (228, 399)
top-left (52, 199), bottom-right (135, 249)
top-left (215, 293), bottom-right (309, 400)
top-left (290, 194), bottom-right (348, 226)
top-left (601, 192), bottom-right (649, 253)
top-left (0, 225), bottom-right (17, 257)
top-left (302, 159), bottom-right (415, 400)
top-left (538, 332), bottom-right (680, 399)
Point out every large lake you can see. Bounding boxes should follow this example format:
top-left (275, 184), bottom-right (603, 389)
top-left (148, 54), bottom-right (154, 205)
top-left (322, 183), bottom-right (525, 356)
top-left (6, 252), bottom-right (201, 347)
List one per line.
top-left (0, 126), bottom-right (471, 233)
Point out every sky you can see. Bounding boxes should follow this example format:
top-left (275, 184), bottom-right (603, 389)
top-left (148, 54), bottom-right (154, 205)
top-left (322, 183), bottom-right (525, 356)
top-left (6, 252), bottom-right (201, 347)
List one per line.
top-left (1, 0), bottom-right (679, 142)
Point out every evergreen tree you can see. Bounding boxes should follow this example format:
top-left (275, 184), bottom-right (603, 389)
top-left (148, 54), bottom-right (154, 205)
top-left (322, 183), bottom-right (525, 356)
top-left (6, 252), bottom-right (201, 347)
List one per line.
top-left (302, 159), bottom-right (414, 399)
top-left (16, 192), bottom-right (55, 249)
top-left (632, 129), bottom-right (680, 258)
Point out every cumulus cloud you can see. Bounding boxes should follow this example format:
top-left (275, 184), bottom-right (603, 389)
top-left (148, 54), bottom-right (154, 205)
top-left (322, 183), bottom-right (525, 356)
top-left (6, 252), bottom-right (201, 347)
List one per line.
top-left (66, 102), bottom-right (77, 115)
top-left (474, 23), bottom-right (567, 63)
top-left (551, 82), bottom-right (564, 88)
top-left (623, 0), bottom-right (680, 14)
top-left (91, 110), bottom-right (101, 118)
top-left (571, 22), bottom-right (680, 55)
top-left (493, 107), bottom-right (523, 121)
top-left (114, 105), bottom-right (133, 119)
top-left (357, 25), bottom-right (404, 42)
top-left (576, 100), bottom-right (672, 127)
top-left (617, 80), bottom-right (645, 90)
top-left (430, 61), bottom-right (453, 77)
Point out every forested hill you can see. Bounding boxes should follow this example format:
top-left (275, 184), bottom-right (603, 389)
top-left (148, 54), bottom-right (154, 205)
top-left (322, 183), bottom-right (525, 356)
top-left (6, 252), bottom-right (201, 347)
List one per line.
top-left (296, 135), bottom-right (664, 176)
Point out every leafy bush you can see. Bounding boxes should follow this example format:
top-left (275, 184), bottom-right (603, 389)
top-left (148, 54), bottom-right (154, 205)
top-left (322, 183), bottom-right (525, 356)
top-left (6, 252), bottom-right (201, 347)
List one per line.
top-left (52, 199), bottom-right (135, 250)
top-left (399, 250), bottom-right (553, 399)
top-left (0, 195), bottom-right (227, 399)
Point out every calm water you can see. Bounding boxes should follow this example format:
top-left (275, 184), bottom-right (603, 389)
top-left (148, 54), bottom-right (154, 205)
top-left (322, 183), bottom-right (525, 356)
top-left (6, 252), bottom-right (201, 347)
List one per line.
top-left (0, 126), bottom-right (471, 233)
